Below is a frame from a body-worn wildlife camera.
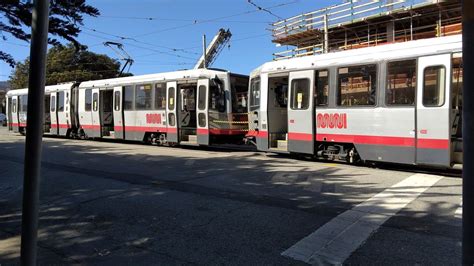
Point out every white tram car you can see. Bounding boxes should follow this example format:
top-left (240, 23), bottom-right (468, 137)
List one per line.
top-left (6, 69), bottom-right (249, 146)
top-left (247, 35), bottom-right (463, 168)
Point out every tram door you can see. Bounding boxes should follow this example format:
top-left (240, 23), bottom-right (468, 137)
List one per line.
top-left (287, 70), bottom-right (315, 154)
top-left (50, 92), bottom-right (59, 135)
top-left (7, 97), bottom-right (12, 131)
top-left (197, 79), bottom-right (209, 145)
top-left (90, 88), bottom-right (101, 137)
top-left (416, 54), bottom-right (451, 166)
top-left (166, 81), bottom-right (178, 143)
top-left (113, 86), bottom-right (125, 139)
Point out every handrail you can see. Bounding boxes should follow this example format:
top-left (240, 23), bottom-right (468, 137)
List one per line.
top-left (272, 0), bottom-right (442, 40)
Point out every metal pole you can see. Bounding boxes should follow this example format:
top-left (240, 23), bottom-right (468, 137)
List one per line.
top-left (20, 0), bottom-right (49, 265)
top-left (202, 35), bottom-right (207, 69)
top-left (463, 1), bottom-right (474, 265)
top-left (323, 14), bottom-right (329, 53)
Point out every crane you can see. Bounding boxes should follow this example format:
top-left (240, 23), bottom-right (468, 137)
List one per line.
top-left (194, 28), bottom-right (232, 69)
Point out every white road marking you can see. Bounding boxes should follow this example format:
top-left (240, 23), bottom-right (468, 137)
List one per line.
top-left (184, 160), bottom-right (195, 166)
top-left (455, 199), bottom-right (462, 219)
top-left (281, 173), bottom-right (443, 265)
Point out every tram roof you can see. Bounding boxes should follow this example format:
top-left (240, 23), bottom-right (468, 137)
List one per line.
top-left (78, 68), bottom-right (232, 88)
top-left (251, 34), bottom-right (462, 77)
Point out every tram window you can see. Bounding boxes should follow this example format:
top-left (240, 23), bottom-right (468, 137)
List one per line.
top-left (386, 60), bottom-right (416, 106)
top-left (337, 65), bottom-right (377, 106)
top-left (231, 75), bottom-right (249, 113)
top-left (114, 91), bottom-right (121, 111)
top-left (50, 96), bottom-right (55, 112)
top-left (84, 89), bottom-right (92, 111)
top-left (423, 66), bottom-right (446, 107)
top-left (20, 95), bottom-right (28, 112)
top-left (154, 83), bottom-right (166, 110)
top-left (452, 54), bottom-right (463, 110)
top-left (168, 87), bottom-right (175, 110)
top-left (58, 91), bottom-right (65, 112)
top-left (209, 85), bottom-right (226, 112)
top-left (198, 85), bottom-right (206, 110)
top-left (124, 86), bottom-right (134, 110)
top-left (315, 70), bottom-right (329, 106)
top-left (92, 92), bottom-right (98, 112)
top-left (181, 87), bottom-right (196, 111)
top-left (12, 99), bottom-right (17, 113)
top-left (249, 78), bottom-right (260, 110)
top-left (290, 78), bottom-right (310, 110)
top-left (135, 84), bottom-right (153, 110)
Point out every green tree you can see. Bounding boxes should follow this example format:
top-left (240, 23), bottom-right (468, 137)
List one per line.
top-left (0, 0), bottom-right (99, 67)
top-left (9, 44), bottom-right (132, 89)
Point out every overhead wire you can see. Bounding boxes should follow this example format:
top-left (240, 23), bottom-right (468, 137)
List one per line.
top-left (98, 15), bottom-right (271, 24)
top-left (80, 31), bottom-right (199, 61)
top-left (130, 0), bottom-right (298, 38)
top-left (246, 0), bottom-right (283, 20)
top-left (81, 26), bottom-right (201, 56)
top-left (78, 1), bottom-right (296, 64)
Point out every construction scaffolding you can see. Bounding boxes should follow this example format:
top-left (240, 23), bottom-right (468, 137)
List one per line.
top-left (271, 0), bottom-right (461, 60)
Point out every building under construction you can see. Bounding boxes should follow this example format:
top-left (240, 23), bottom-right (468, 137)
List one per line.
top-left (271, 0), bottom-right (461, 60)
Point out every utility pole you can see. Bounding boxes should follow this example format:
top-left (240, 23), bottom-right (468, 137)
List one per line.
top-left (20, 0), bottom-right (50, 265)
top-left (463, 0), bottom-right (474, 265)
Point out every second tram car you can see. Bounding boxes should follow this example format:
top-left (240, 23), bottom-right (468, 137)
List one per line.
top-left (6, 69), bottom-right (249, 146)
top-left (247, 34), bottom-right (463, 168)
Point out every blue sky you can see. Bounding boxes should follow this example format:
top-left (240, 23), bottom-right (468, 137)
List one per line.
top-left (0, 0), bottom-right (340, 80)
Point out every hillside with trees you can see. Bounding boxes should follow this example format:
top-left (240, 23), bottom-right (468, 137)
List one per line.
top-left (9, 44), bottom-right (132, 89)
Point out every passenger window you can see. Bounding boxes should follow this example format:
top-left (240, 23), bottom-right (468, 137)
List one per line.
top-left (386, 60), bottom-right (416, 106)
top-left (154, 83), bottom-right (166, 110)
top-left (249, 78), bottom-right (260, 110)
top-left (92, 92), bottom-right (98, 112)
top-left (84, 89), bottom-right (92, 111)
top-left (209, 85), bottom-right (226, 112)
top-left (124, 86), bottom-right (134, 110)
top-left (13, 99), bottom-right (17, 113)
top-left (198, 85), bottom-right (207, 110)
top-left (114, 91), bottom-right (121, 111)
top-left (290, 78), bottom-right (310, 110)
top-left (58, 91), bottom-right (65, 112)
top-left (337, 65), bottom-right (377, 106)
top-left (50, 97), bottom-right (55, 112)
top-left (315, 70), bottom-right (329, 106)
top-left (20, 95), bottom-right (28, 112)
top-left (423, 66), bottom-right (446, 107)
top-left (168, 87), bottom-right (175, 110)
top-left (231, 75), bottom-right (249, 113)
top-left (135, 84), bottom-right (153, 110)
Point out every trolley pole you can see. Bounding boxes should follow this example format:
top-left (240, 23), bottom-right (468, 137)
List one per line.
top-left (463, 1), bottom-right (474, 265)
top-left (202, 34), bottom-right (207, 69)
top-left (20, 0), bottom-right (50, 265)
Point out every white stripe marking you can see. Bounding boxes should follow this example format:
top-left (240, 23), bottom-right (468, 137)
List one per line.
top-left (184, 160), bottom-right (195, 166)
top-left (455, 199), bottom-right (462, 219)
top-left (282, 173), bottom-right (443, 265)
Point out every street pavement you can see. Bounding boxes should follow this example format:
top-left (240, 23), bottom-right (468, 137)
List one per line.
top-left (0, 126), bottom-right (462, 265)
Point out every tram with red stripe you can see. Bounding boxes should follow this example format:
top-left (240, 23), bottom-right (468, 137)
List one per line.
top-left (6, 69), bottom-right (249, 146)
top-left (247, 35), bottom-right (463, 168)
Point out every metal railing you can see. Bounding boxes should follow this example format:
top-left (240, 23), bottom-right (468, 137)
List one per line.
top-left (273, 44), bottom-right (324, 60)
top-left (272, 0), bottom-right (443, 40)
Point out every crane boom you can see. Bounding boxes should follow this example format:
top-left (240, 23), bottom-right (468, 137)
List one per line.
top-left (194, 28), bottom-right (232, 69)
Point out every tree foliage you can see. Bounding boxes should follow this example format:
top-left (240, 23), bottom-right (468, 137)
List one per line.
top-left (0, 0), bottom-right (100, 67)
top-left (9, 44), bottom-right (132, 89)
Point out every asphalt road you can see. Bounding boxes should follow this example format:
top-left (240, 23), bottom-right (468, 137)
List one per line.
top-left (0, 127), bottom-right (462, 265)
